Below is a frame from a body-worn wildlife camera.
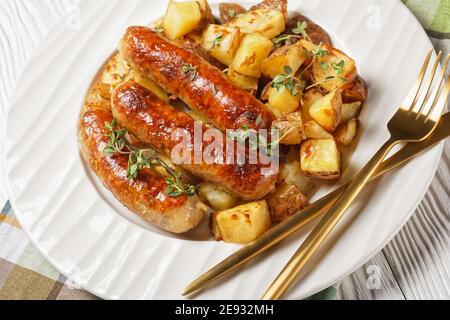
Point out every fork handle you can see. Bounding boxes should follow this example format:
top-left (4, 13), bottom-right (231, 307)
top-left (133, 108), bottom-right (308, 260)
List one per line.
top-left (261, 138), bottom-right (400, 300)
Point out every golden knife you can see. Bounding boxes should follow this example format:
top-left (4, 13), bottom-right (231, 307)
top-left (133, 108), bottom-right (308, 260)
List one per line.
top-left (182, 112), bottom-right (450, 297)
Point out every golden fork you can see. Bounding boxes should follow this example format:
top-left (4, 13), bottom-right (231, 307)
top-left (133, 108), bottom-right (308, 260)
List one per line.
top-left (182, 53), bottom-right (450, 298)
top-left (262, 50), bottom-right (450, 300)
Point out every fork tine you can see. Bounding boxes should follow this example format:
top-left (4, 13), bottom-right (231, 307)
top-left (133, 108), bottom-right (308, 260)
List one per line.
top-left (402, 49), bottom-right (433, 111)
top-left (414, 51), bottom-right (443, 119)
top-left (424, 54), bottom-right (450, 122)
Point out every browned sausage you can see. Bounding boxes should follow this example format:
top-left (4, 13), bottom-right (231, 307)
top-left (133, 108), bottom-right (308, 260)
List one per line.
top-left (119, 26), bottom-right (274, 131)
top-left (79, 83), bottom-right (207, 234)
top-left (111, 81), bottom-right (278, 200)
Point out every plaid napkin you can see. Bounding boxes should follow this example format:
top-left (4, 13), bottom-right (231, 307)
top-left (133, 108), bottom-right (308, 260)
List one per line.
top-left (0, 0), bottom-right (449, 300)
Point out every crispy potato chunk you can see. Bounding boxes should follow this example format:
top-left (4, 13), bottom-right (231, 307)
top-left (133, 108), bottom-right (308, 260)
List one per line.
top-left (300, 40), bottom-right (357, 92)
top-left (271, 112), bottom-right (305, 145)
top-left (262, 44), bottom-right (307, 79)
top-left (231, 33), bottom-right (274, 78)
top-left (219, 3), bottom-right (247, 24)
top-left (309, 89), bottom-right (342, 132)
top-left (266, 85), bottom-right (302, 117)
top-left (216, 201), bottom-right (271, 244)
top-left (342, 76), bottom-right (368, 103)
top-left (303, 121), bottom-right (333, 139)
top-left (195, 0), bottom-right (215, 32)
top-left (202, 25), bottom-right (243, 66)
top-left (301, 139), bottom-right (341, 179)
top-left (227, 68), bottom-right (259, 94)
top-left (279, 160), bottom-right (316, 195)
top-left (228, 8), bottom-right (285, 39)
top-left (163, 1), bottom-right (202, 40)
top-left (334, 118), bottom-right (358, 147)
top-left (341, 101), bottom-right (362, 124)
top-left (302, 88), bottom-right (323, 122)
top-left (199, 183), bottom-right (240, 211)
top-left (266, 184), bottom-right (309, 223)
top-left (210, 212), bottom-right (222, 241)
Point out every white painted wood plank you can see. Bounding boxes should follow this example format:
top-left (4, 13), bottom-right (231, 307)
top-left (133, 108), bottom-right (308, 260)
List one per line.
top-left (337, 252), bottom-right (405, 300)
top-left (383, 141), bottom-right (450, 300)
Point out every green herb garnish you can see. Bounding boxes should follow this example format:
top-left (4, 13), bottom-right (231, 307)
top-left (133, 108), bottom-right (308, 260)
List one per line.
top-left (182, 64), bottom-right (198, 81)
top-left (292, 21), bottom-right (311, 41)
top-left (103, 120), bottom-right (196, 198)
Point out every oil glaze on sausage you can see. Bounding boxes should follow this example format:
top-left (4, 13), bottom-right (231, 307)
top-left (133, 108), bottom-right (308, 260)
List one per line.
top-left (111, 81), bottom-right (278, 200)
top-left (119, 26), bottom-right (274, 132)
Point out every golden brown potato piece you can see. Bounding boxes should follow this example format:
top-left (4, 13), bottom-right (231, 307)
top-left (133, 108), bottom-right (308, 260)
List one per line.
top-left (271, 111), bottom-right (305, 145)
top-left (309, 89), bottom-right (342, 132)
top-left (227, 68), bottom-right (259, 94)
top-left (215, 201), bottom-right (272, 244)
top-left (266, 84), bottom-right (302, 117)
top-left (199, 183), bottom-right (240, 211)
top-left (334, 118), bottom-right (358, 147)
top-left (300, 40), bottom-right (357, 92)
top-left (210, 212), bottom-right (222, 241)
top-left (301, 139), bottom-right (341, 179)
top-left (342, 76), bottom-right (368, 103)
top-left (266, 184), bottom-right (309, 223)
top-left (163, 1), bottom-right (203, 40)
top-left (262, 43), bottom-right (307, 79)
top-left (303, 121), bottom-right (334, 139)
top-left (219, 3), bottom-right (247, 24)
top-left (228, 0), bottom-right (287, 39)
top-left (279, 160), bottom-right (316, 195)
top-left (286, 13), bottom-right (332, 46)
top-left (231, 33), bottom-right (274, 77)
top-left (341, 101), bottom-right (362, 124)
top-left (302, 88), bottom-right (323, 122)
top-left (202, 24), bottom-right (243, 65)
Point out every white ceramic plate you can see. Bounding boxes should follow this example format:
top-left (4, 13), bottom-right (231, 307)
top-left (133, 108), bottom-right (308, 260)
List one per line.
top-left (2, 0), bottom-right (443, 300)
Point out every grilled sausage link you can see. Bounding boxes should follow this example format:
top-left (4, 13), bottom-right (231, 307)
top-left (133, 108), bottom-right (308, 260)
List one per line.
top-left (112, 81), bottom-right (278, 200)
top-left (119, 26), bottom-right (274, 131)
top-left (79, 83), bottom-right (207, 234)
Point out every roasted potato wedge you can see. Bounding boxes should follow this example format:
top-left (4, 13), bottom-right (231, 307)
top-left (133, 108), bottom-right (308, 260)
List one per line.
top-left (334, 118), bottom-right (358, 146)
top-left (219, 3), bottom-right (247, 24)
top-left (300, 40), bottom-right (357, 92)
top-left (303, 121), bottom-right (333, 139)
top-left (302, 88), bottom-right (323, 122)
top-left (301, 139), bottom-right (341, 179)
top-left (228, 1), bottom-right (286, 39)
top-left (262, 43), bottom-right (307, 79)
top-left (286, 14), bottom-right (332, 46)
top-left (227, 68), bottom-right (259, 94)
top-left (309, 89), bottom-right (342, 132)
top-left (231, 33), bottom-right (274, 78)
top-left (279, 160), bottom-right (316, 195)
top-left (342, 76), bottom-right (368, 103)
top-left (163, 0), bottom-right (203, 40)
top-left (271, 111), bottom-right (305, 145)
top-left (341, 101), bottom-right (362, 124)
top-left (215, 201), bottom-right (271, 244)
top-left (250, 0), bottom-right (287, 20)
top-left (266, 84), bottom-right (302, 117)
top-left (202, 25), bottom-right (243, 66)
top-left (266, 184), bottom-right (309, 223)
top-left (199, 183), bottom-right (240, 211)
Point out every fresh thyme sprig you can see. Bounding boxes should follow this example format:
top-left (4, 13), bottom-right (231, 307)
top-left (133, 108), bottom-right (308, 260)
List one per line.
top-left (182, 64), bottom-right (198, 81)
top-left (227, 9), bottom-right (236, 18)
top-left (273, 34), bottom-right (302, 47)
top-left (292, 21), bottom-right (311, 41)
top-left (103, 120), bottom-right (196, 198)
top-left (271, 66), bottom-right (302, 97)
top-left (213, 33), bottom-right (223, 48)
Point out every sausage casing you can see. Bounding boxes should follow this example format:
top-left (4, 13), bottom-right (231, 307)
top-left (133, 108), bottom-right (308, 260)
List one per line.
top-left (119, 26), bottom-right (274, 131)
top-left (112, 81), bottom-right (278, 200)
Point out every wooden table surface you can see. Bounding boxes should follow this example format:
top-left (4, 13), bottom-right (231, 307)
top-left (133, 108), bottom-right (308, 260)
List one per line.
top-left (0, 0), bottom-right (448, 300)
